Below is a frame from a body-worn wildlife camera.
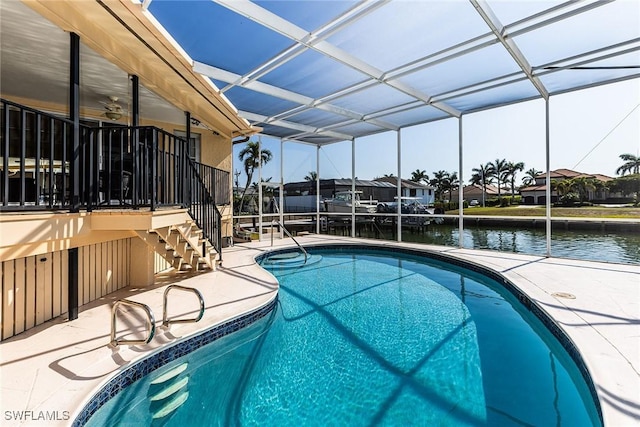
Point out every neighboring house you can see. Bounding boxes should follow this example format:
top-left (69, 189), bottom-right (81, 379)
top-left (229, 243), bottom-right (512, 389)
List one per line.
top-left (373, 177), bottom-right (435, 206)
top-left (520, 169), bottom-right (614, 205)
top-left (449, 184), bottom-right (501, 204)
top-left (0, 2), bottom-right (255, 340)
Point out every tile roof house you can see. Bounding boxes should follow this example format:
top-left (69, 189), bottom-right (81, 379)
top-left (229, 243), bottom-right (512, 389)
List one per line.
top-left (520, 169), bottom-right (614, 205)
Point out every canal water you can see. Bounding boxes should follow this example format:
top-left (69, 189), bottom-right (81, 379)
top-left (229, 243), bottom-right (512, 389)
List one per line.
top-left (327, 223), bottom-right (640, 265)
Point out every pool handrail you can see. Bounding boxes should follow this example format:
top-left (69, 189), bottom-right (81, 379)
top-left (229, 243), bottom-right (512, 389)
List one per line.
top-left (111, 299), bottom-right (156, 347)
top-left (162, 284), bottom-right (205, 327)
top-left (271, 219), bottom-right (308, 264)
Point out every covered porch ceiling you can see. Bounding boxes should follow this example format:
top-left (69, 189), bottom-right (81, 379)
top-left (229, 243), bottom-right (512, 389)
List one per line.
top-left (141, 0), bottom-right (640, 145)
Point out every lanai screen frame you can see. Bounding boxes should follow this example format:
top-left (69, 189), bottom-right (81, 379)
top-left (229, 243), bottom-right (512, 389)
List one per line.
top-left (141, 0), bottom-right (640, 258)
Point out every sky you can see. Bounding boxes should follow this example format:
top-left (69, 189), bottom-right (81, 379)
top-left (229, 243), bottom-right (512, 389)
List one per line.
top-left (233, 78), bottom-right (639, 188)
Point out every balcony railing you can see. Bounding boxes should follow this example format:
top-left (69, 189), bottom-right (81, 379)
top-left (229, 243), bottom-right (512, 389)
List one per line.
top-left (1, 98), bottom-right (229, 255)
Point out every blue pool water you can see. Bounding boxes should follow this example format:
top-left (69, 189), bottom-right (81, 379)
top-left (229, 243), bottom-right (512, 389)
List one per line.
top-left (86, 248), bottom-right (600, 426)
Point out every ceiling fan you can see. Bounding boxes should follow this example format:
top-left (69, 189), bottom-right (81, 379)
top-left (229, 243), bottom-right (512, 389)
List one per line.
top-left (99, 96), bottom-right (124, 121)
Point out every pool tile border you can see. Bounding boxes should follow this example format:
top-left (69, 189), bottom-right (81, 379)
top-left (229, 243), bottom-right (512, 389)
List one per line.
top-left (73, 297), bottom-right (277, 427)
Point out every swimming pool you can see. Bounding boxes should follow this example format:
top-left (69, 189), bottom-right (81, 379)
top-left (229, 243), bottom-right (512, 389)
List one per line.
top-left (84, 247), bottom-right (601, 426)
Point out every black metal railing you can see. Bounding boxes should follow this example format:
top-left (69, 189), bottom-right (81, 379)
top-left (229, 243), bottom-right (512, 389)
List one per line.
top-left (186, 158), bottom-right (223, 258)
top-left (192, 160), bottom-right (231, 205)
top-left (81, 125), bottom-right (191, 210)
top-left (1, 99), bottom-right (229, 257)
top-left (1, 99), bottom-right (74, 210)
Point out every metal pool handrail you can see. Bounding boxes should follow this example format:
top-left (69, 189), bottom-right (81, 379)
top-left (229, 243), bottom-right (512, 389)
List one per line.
top-left (111, 299), bottom-right (156, 347)
top-left (271, 219), bottom-right (308, 264)
top-left (163, 285), bottom-right (205, 327)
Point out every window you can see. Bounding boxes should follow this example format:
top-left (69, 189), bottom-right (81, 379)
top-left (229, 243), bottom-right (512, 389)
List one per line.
top-left (174, 130), bottom-right (201, 162)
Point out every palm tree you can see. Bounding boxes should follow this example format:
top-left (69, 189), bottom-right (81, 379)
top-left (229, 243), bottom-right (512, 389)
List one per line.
top-left (568, 177), bottom-right (597, 203)
top-left (445, 171), bottom-right (459, 202)
top-left (505, 161), bottom-right (525, 197)
top-left (616, 154), bottom-right (640, 176)
top-left (550, 179), bottom-right (571, 202)
top-left (410, 169), bottom-right (429, 184)
top-left (237, 140), bottom-right (273, 214)
top-left (522, 168), bottom-right (541, 187)
top-left (470, 163), bottom-right (493, 207)
top-left (304, 171), bottom-right (318, 181)
top-left (489, 158), bottom-right (508, 198)
top-left (430, 170), bottom-right (449, 201)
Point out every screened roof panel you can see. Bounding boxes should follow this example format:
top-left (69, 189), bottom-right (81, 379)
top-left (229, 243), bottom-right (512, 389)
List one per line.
top-left (512, 1), bottom-right (640, 67)
top-left (256, 0), bottom-right (357, 32)
top-left (257, 123), bottom-right (301, 139)
top-left (485, 0), bottom-right (560, 27)
top-left (259, 49), bottom-right (367, 98)
top-left (330, 121), bottom-right (387, 137)
top-left (378, 105), bottom-right (451, 128)
top-left (224, 86), bottom-right (301, 117)
top-left (540, 67), bottom-right (640, 95)
top-left (330, 84), bottom-right (416, 115)
top-left (326, 1), bottom-right (490, 71)
top-left (445, 80), bottom-right (541, 112)
top-left (146, 0), bottom-right (639, 145)
top-left (149, 1), bottom-right (291, 75)
top-left (285, 109), bottom-right (351, 129)
top-left (397, 43), bottom-right (526, 98)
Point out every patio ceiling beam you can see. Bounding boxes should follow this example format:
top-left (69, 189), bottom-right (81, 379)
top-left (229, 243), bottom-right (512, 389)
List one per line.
top-left (239, 110), bottom-right (353, 141)
top-left (471, 0), bottom-right (549, 100)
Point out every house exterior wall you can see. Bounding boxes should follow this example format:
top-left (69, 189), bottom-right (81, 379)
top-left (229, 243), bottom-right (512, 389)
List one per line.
top-left (1, 238), bottom-right (131, 341)
top-left (0, 0), bottom-right (245, 341)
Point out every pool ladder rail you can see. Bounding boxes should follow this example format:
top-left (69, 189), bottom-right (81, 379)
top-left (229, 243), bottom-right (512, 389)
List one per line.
top-left (110, 284), bottom-right (205, 347)
top-left (110, 299), bottom-right (156, 347)
top-left (271, 219), bottom-right (308, 264)
top-left (162, 284), bottom-right (205, 327)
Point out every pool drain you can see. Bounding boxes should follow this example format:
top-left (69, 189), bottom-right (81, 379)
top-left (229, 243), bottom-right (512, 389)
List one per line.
top-left (551, 292), bottom-right (576, 299)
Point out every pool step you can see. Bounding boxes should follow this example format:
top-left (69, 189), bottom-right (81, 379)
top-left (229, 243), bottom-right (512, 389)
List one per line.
top-left (151, 391), bottom-right (189, 419)
top-left (150, 362), bottom-right (188, 385)
top-left (262, 253), bottom-right (323, 269)
top-left (150, 377), bottom-right (189, 402)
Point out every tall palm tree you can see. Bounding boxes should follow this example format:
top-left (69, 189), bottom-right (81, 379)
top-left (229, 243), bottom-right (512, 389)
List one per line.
top-left (237, 140), bottom-right (273, 214)
top-left (522, 168), bottom-right (541, 187)
top-left (505, 161), bottom-right (525, 197)
top-left (616, 153), bottom-right (640, 176)
top-left (410, 169), bottom-right (429, 184)
top-left (470, 163), bottom-right (493, 207)
top-left (489, 158), bottom-right (508, 198)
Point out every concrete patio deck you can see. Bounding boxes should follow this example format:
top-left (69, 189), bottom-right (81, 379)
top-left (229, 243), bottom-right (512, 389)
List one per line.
top-left (0, 235), bottom-right (638, 426)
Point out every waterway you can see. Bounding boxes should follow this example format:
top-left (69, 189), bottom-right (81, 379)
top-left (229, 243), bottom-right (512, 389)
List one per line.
top-left (327, 223), bottom-right (640, 265)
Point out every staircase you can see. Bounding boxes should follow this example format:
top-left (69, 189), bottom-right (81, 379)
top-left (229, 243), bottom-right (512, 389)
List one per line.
top-left (136, 219), bottom-right (217, 271)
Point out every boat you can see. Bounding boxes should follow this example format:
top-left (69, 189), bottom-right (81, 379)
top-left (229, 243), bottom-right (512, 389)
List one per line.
top-left (324, 191), bottom-right (378, 214)
top-left (375, 197), bottom-right (433, 227)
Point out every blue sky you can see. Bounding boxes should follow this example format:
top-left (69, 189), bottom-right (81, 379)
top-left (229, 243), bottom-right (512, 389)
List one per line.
top-left (233, 78), bottom-right (639, 187)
